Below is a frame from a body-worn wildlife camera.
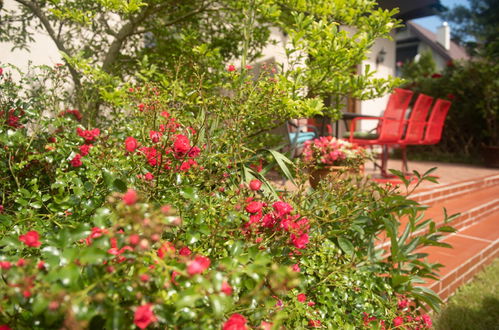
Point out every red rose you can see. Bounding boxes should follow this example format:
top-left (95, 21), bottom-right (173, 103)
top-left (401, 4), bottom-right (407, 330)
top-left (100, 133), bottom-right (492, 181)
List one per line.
top-left (187, 255), bottom-right (210, 275)
top-left (0, 325), bottom-right (12, 330)
top-left (134, 304), bottom-right (157, 329)
top-left (19, 230), bottom-right (41, 247)
top-left (0, 68), bottom-right (3, 75)
top-left (308, 320), bottom-right (321, 328)
top-left (16, 258), bottom-right (27, 267)
top-left (260, 322), bottom-right (272, 330)
top-left (144, 172), bottom-right (154, 181)
top-left (227, 65), bottom-right (236, 72)
top-left (223, 314), bottom-right (247, 330)
top-left (179, 246), bottom-right (192, 256)
top-left (0, 261), bottom-right (12, 270)
top-left (292, 264), bottom-right (300, 272)
top-left (188, 146), bottom-right (201, 158)
top-left (149, 130), bottom-right (162, 143)
top-left (221, 281), bottom-right (233, 295)
top-left (249, 179), bottom-right (262, 191)
top-left (291, 233), bottom-right (309, 249)
top-left (125, 136), bottom-right (138, 152)
top-left (157, 241), bottom-right (175, 258)
top-left (273, 201), bottom-right (293, 217)
top-left (76, 127), bottom-right (100, 141)
top-left (397, 298), bottom-right (409, 309)
top-left (393, 316), bottom-right (404, 327)
top-left (79, 144), bottom-right (92, 156)
top-left (297, 293), bottom-right (306, 302)
top-left (431, 73), bottom-right (442, 79)
top-left (70, 154), bottom-right (83, 167)
top-left (173, 134), bottom-right (191, 154)
top-left (129, 234), bottom-right (140, 245)
top-left (123, 189), bottom-right (138, 205)
top-left (422, 314), bottom-right (432, 327)
top-left (138, 103), bottom-right (145, 112)
top-left (245, 201), bottom-right (264, 214)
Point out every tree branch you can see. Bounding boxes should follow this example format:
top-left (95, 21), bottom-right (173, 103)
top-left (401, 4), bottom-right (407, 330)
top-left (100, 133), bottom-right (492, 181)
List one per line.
top-left (13, 0), bottom-right (82, 89)
top-left (101, 2), bottom-right (212, 72)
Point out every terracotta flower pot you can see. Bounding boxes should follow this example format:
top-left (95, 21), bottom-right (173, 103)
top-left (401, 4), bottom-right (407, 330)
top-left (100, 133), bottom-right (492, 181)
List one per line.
top-left (309, 165), bottom-right (362, 189)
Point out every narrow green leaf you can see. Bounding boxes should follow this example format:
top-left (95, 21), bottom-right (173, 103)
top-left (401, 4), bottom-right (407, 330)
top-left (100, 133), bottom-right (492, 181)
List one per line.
top-left (266, 149), bottom-right (296, 186)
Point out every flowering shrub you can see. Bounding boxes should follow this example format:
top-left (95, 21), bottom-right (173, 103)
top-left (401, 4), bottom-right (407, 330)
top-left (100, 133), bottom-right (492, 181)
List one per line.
top-left (302, 137), bottom-right (369, 169)
top-left (0, 66), bottom-right (453, 328)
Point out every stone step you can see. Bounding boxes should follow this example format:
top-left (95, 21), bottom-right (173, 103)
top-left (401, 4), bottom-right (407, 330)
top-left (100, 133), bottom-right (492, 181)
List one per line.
top-left (419, 210), bottom-right (499, 301)
top-left (410, 173), bottom-right (499, 205)
top-left (377, 177), bottom-right (499, 249)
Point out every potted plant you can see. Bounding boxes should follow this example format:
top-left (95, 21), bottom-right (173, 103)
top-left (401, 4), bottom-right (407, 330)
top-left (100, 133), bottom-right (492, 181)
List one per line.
top-left (302, 136), bottom-right (369, 188)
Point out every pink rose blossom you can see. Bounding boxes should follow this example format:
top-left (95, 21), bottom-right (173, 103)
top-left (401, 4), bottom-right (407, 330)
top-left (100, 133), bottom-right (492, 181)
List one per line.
top-left (123, 189), bottom-right (138, 205)
top-left (19, 231), bottom-right (42, 247)
top-left (223, 314), bottom-right (247, 330)
top-left (187, 255), bottom-right (210, 275)
top-left (134, 304), bottom-right (157, 329)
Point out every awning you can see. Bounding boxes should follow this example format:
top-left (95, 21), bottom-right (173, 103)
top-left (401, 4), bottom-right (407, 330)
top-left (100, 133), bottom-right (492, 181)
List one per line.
top-left (377, 0), bottom-right (445, 21)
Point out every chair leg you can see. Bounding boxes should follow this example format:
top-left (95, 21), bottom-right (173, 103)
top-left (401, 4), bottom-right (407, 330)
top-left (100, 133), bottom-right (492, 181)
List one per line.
top-left (401, 146), bottom-right (409, 174)
top-left (381, 145), bottom-right (389, 177)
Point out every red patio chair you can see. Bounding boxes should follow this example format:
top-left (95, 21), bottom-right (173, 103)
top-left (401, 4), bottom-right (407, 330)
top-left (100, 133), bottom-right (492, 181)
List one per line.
top-left (347, 88), bottom-right (414, 176)
top-left (420, 99), bottom-right (452, 145)
top-left (398, 98), bottom-right (451, 173)
top-left (398, 93), bottom-right (435, 173)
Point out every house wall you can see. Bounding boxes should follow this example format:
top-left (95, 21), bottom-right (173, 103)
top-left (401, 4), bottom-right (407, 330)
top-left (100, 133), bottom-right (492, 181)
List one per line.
top-left (258, 27), bottom-right (290, 70)
top-left (417, 43), bottom-right (447, 71)
top-left (0, 0), bottom-right (62, 75)
top-left (358, 32), bottom-right (397, 132)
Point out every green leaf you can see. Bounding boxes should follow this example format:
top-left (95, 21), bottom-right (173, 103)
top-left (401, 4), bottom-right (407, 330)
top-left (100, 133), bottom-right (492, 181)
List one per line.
top-left (112, 179), bottom-right (127, 192)
top-left (180, 187), bottom-right (198, 200)
top-left (58, 264), bottom-right (81, 289)
top-left (209, 295), bottom-right (229, 317)
top-left (102, 168), bottom-right (115, 186)
top-left (176, 294), bottom-right (201, 308)
top-left (439, 226), bottom-right (457, 233)
top-left (391, 274), bottom-right (410, 287)
top-left (338, 237), bottom-right (354, 256)
top-left (80, 246), bottom-right (108, 264)
top-left (32, 295), bottom-right (49, 316)
top-left (266, 149), bottom-right (296, 186)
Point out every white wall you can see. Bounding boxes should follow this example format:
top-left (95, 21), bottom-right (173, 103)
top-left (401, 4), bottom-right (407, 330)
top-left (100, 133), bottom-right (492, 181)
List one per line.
top-left (258, 27), bottom-right (289, 68)
top-left (359, 32), bottom-right (397, 132)
top-left (418, 43), bottom-right (447, 71)
top-left (0, 0), bottom-right (62, 75)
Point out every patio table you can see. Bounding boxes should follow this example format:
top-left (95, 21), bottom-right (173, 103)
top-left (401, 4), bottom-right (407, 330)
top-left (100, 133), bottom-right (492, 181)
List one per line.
top-left (335, 112), bottom-right (381, 138)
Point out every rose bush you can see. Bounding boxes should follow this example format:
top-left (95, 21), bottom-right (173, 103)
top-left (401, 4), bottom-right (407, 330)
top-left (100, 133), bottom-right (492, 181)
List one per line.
top-left (0, 64), bottom-right (453, 329)
top-left (302, 137), bottom-right (370, 169)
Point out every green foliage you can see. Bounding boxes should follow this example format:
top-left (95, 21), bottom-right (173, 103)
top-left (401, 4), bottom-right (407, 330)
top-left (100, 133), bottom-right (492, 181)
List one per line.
top-left (399, 52), bottom-right (437, 81)
top-left (0, 35), bottom-right (447, 330)
top-left (1, 0), bottom-right (401, 122)
top-left (440, 0), bottom-right (499, 59)
top-left (400, 56), bottom-right (499, 156)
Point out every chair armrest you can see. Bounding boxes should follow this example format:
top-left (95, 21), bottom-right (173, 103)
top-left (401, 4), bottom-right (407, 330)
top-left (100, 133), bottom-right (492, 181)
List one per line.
top-left (288, 121), bottom-right (319, 135)
top-left (348, 117), bottom-right (382, 141)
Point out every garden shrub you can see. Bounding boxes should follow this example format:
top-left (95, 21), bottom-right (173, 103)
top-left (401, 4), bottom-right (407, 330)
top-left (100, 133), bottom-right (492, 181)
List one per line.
top-left (400, 54), bottom-right (499, 159)
top-left (0, 65), bottom-right (452, 329)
